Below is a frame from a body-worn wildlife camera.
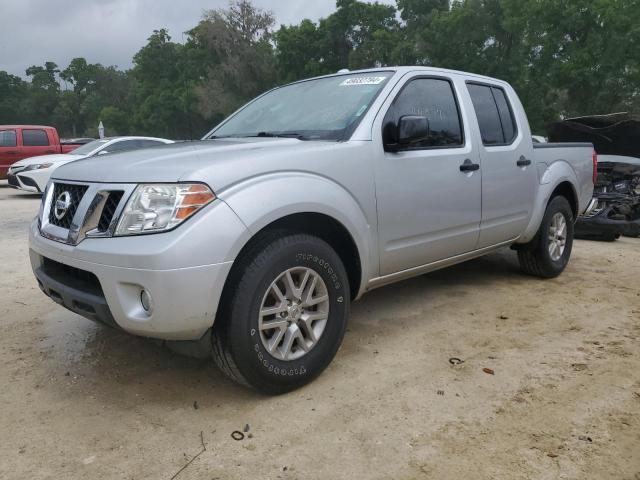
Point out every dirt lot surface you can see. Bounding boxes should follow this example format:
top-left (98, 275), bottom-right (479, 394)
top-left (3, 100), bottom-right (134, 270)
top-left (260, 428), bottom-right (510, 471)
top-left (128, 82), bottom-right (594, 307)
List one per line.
top-left (1, 181), bottom-right (639, 480)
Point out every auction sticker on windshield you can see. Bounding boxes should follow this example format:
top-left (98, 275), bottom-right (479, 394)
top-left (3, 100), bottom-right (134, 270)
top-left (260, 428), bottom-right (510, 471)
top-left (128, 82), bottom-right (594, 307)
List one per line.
top-left (340, 76), bottom-right (387, 86)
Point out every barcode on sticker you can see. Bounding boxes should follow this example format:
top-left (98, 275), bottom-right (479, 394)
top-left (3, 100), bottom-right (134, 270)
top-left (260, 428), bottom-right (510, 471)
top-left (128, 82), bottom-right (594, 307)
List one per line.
top-left (340, 76), bottom-right (387, 86)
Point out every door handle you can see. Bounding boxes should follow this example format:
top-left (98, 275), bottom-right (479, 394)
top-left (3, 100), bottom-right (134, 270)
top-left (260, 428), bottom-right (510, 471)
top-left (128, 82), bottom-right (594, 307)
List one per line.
top-left (459, 159), bottom-right (480, 172)
top-left (7, 151), bottom-right (18, 154)
top-left (517, 156), bottom-right (531, 167)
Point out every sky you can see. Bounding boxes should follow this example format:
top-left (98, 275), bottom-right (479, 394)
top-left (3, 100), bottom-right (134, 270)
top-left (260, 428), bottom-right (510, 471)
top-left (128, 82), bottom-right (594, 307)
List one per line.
top-left (0, 0), bottom-right (395, 78)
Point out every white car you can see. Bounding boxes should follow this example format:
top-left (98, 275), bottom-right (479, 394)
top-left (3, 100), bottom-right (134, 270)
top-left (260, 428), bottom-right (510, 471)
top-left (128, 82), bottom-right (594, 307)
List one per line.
top-left (7, 136), bottom-right (174, 193)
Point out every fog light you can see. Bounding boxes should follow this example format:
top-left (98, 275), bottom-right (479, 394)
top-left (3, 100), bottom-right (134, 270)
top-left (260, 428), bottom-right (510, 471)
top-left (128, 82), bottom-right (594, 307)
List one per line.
top-left (140, 289), bottom-right (153, 313)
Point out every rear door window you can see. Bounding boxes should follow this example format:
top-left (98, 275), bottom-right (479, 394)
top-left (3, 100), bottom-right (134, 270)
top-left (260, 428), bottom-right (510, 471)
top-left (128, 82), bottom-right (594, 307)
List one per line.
top-left (0, 130), bottom-right (17, 147)
top-left (382, 77), bottom-right (464, 149)
top-left (467, 83), bottom-right (518, 145)
top-left (22, 129), bottom-right (50, 146)
top-left (492, 88), bottom-right (517, 143)
top-left (467, 84), bottom-right (504, 145)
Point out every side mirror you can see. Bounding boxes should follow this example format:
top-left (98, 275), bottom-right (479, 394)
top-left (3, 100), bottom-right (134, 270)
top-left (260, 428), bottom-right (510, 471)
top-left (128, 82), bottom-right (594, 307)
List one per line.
top-left (384, 115), bottom-right (430, 152)
top-left (398, 115), bottom-right (430, 145)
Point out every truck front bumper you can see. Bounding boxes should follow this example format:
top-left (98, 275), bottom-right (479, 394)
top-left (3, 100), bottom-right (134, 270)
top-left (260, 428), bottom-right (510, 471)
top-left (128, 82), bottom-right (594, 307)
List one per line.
top-left (28, 200), bottom-right (247, 340)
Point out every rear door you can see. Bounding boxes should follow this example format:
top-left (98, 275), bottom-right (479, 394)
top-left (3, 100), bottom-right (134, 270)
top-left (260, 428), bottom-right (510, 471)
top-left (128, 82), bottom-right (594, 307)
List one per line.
top-left (373, 74), bottom-right (482, 275)
top-left (466, 82), bottom-right (537, 247)
top-left (0, 129), bottom-right (19, 177)
top-left (21, 128), bottom-right (57, 160)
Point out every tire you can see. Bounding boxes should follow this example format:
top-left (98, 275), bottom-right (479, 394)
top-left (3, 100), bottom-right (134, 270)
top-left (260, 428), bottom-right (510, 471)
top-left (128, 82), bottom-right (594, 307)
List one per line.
top-left (212, 231), bottom-right (350, 394)
top-left (518, 196), bottom-right (574, 278)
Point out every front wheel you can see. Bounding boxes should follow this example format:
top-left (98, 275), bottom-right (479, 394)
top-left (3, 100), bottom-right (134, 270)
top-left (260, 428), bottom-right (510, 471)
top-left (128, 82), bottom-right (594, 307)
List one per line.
top-left (518, 196), bottom-right (574, 278)
top-left (212, 232), bottom-right (350, 394)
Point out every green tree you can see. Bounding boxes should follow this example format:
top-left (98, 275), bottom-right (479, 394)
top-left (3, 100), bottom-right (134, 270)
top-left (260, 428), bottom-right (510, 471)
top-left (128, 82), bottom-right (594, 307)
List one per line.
top-left (2, 0), bottom-right (639, 139)
top-left (24, 62), bottom-right (61, 125)
top-left (513, 0), bottom-right (640, 119)
top-left (275, 20), bottom-right (325, 82)
top-left (99, 106), bottom-right (129, 136)
top-left (189, 0), bottom-right (277, 123)
top-left (275, 0), bottom-right (408, 81)
top-left (130, 29), bottom-right (199, 138)
top-left (82, 66), bottom-right (133, 136)
top-left (414, 0), bottom-right (640, 131)
top-left (0, 71), bottom-right (29, 124)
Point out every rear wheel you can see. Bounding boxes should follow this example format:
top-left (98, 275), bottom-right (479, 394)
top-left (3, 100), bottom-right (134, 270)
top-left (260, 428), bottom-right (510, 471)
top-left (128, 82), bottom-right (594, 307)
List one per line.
top-left (518, 196), bottom-right (574, 278)
top-left (212, 232), bottom-right (350, 394)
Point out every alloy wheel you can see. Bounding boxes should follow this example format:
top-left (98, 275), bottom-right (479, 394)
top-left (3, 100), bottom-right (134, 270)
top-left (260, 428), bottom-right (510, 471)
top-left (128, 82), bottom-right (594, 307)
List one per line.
top-left (258, 267), bottom-right (330, 361)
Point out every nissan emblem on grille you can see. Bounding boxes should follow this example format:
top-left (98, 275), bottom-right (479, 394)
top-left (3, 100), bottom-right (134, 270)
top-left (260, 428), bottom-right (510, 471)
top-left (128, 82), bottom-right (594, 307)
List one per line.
top-left (54, 191), bottom-right (72, 220)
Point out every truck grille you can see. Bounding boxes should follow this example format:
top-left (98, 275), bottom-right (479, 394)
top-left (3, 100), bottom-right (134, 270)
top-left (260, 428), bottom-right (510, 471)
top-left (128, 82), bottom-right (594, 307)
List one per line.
top-left (48, 183), bottom-right (89, 229)
top-left (97, 191), bottom-right (124, 232)
top-left (40, 181), bottom-right (134, 245)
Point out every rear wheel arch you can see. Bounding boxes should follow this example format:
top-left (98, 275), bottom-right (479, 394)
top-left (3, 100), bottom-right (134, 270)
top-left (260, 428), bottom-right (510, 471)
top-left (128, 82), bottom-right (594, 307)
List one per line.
top-left (550, 181), bottom-right (578, 220)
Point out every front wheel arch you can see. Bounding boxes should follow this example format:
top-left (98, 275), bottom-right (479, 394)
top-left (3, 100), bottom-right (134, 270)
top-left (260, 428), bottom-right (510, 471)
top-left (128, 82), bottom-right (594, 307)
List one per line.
top-left (225, 213), bottom-right (362, 301)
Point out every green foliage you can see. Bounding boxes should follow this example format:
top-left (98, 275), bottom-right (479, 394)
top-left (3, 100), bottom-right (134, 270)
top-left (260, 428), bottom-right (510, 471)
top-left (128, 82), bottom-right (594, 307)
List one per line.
top-left (0, 71), bottom-right (29, 124)
top-left (1, 0), bottom-right (638, 138)
top-left (189, 1), bottom-right (277, 123)
top-left (129, 29), bottom-right (201, 138)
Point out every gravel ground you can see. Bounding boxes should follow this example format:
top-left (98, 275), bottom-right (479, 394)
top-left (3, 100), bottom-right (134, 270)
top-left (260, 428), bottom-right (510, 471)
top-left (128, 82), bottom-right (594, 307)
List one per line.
top-left (1, 180), bottom-right (639, 480)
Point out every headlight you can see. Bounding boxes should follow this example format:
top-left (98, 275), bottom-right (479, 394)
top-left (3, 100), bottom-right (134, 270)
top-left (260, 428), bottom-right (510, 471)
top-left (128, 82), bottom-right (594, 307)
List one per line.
top-left (23, 163), bottom-right (53, 171)
top-left (115, 183), bottom-right (216, 236)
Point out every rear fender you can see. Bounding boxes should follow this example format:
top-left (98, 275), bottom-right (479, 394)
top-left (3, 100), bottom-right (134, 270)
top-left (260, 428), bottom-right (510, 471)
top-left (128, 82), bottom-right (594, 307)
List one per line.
top-left (518, 160), bottom-right (579, 243)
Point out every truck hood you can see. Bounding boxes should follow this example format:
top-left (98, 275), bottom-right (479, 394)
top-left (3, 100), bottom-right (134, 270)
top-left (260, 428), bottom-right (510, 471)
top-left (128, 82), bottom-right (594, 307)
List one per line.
top-left (13, 153), bottom-right (85, 167)
top-left (52, 138), bottom-right (348, 191)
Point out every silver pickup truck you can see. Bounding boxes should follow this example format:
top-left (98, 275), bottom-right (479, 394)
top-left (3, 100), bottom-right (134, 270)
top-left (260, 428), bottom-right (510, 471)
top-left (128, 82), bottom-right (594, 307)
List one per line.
top-left (29, 67), bottom-right (596, 393)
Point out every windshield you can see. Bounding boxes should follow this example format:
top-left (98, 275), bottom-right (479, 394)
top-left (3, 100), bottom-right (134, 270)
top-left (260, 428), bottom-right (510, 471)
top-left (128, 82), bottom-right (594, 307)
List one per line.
top-left (210, 72), bottom-right (394, 141)
top-left (69, 139), bottom-right (109, 156)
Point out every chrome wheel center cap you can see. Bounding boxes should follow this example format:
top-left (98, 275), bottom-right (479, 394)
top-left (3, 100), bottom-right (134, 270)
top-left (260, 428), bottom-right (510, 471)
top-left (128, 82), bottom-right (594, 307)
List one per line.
top-left (288, 304), bottom-right (302, 321)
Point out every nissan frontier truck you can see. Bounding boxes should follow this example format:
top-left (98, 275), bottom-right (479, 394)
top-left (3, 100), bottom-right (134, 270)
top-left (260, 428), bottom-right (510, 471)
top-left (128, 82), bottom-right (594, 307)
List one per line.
top-left (29, 67), bottom-right (596, 393)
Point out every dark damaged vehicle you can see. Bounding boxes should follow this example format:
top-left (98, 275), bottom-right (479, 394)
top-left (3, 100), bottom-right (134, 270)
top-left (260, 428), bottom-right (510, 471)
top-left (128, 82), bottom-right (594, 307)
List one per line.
top-left (549, 113), bottom-right (640, 240)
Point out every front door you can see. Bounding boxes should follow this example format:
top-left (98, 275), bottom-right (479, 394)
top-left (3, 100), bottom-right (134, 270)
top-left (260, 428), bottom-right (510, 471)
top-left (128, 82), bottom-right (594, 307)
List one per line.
top-left (373, 75), bottom-right (482, 276)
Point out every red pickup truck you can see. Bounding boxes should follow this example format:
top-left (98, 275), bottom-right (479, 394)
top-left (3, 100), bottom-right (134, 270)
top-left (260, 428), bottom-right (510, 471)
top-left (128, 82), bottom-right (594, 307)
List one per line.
top-left (0, 126), bottom-right (83, 179)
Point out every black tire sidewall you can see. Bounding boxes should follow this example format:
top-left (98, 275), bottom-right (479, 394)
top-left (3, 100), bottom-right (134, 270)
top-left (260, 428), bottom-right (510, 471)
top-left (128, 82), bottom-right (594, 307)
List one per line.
top-left (227, 235), bottom-right (350, 393)
top-left (538, 196), bottom-right (574, 275)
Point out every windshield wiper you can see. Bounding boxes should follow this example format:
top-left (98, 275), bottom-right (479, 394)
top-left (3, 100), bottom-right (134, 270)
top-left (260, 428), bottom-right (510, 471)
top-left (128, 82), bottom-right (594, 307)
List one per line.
top-left (210, 131), bottom-right (314, 140)
top-left (252, 131), bottom-right (310, 140)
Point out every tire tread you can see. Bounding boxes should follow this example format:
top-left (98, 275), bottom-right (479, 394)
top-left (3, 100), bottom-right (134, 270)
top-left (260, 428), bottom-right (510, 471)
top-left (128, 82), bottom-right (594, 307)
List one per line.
top-left (517, 195), bottom-right (574, 279)
top-left (211, 230), bottom-right (348, 393)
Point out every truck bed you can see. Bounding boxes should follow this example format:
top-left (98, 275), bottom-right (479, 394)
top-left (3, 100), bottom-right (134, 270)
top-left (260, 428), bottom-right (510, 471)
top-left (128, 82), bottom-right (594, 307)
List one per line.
top-left (532, 142), bottom-right (594, 216)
